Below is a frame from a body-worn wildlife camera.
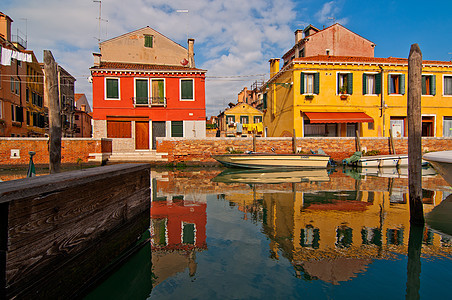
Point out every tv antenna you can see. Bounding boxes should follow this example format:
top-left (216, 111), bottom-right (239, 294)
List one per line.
top-left (93, 0), bottom-right (108, 45)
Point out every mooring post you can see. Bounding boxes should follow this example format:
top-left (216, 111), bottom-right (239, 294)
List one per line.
top-left (44, 50), bottom-right (61, 173)
top-left (389, 129), bottom-right (396, 155)
top-left (355, 130), bottom-right (361, 152)
top-left (252, 132), bottom-right (256, 152)
top-left (407, 44), bottom-right (424, 225)
top-left (292, 129), bottom-right (297, 154)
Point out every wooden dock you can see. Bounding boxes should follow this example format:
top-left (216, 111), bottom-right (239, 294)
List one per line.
top-left (0, 163), bottom-right (151, 299)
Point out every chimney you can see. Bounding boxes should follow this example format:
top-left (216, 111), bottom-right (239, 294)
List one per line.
top-left (0, 12), bottom-right (13, 42)
top-left (295, 29), bottom-right (303, 44)
top-left (269, 58), bottom-right (280, 78)
top-left (188, 38), bottom-right (195, 68)
top-left (93, 52), bottom-right (101, 67)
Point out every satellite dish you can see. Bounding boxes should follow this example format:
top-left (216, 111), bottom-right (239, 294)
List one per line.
top-left (180, 58), bottom-right (189, 66)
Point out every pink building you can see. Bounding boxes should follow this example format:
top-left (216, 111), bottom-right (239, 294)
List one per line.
top-left (282, 23), bottom-right (375, 66)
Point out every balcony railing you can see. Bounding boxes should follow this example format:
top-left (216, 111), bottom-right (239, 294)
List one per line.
top-left (132, 97), bottom-right (167, 107)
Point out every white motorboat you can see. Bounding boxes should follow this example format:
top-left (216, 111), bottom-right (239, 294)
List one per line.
top-left (423, 150), bottom-right (452, 186)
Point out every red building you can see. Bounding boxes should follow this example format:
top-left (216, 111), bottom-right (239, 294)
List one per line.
top-left (90, 27), bottom-right (207, 153)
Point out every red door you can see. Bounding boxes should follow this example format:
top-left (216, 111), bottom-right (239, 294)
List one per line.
top-left (135, 121), bottom-right (150, 149)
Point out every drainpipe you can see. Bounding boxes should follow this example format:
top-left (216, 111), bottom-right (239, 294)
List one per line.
top-left (379, 65), bottom-right (385, 137)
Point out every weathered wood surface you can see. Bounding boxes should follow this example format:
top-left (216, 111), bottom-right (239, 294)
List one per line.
top-left (0, 163), bottom-right (151, 299)
top-left (44, 50), bottom-right (62, 173)
top-left (407, 43), bottom-right (424, 225)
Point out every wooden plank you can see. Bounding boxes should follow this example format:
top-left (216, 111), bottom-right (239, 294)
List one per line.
top-left (135, 121), bottom-right (150, 149)
top-left (1, 164), bottom-right (151, 299)
top-left (407, 43), bottom-right (424, 225)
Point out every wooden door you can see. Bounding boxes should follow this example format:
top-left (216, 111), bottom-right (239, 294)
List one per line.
top-left (135, 121), bottom-right (150, 150)
top-left (152, 121), bottom-right (166, 149)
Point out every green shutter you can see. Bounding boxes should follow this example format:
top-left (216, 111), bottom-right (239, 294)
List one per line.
top-left (135, 79), bottom-right (148, 104)
top-left (300, 72), bottom-right (305, 94)
top-left (182, 223), bottom-right (195, 244)
top-left (375, 73), bottom-right (382, 94)
top-left (171, 121), bottom-right (183, 137)
top-left (158, 80), bottom-right (164, 99)
top-left (144, 35), bottom-right (153, 48)
top-left (106, 78), bottom-right (119, 99)
top-left (363, 74), bottom-right (367, 94)
top-left (347, 73), bottom-right (353, 95)
top-left (181, 79), bottom-right (193, 99)
top-left (400, 74), bottom-right (405, 95)
top-left (314, 72), bottom-right (320, 94)
top-left (263, 93), bottom-right (267, 109)
top-left (422, 75), bottom-right (426, 95)
top-left (388, 74), bottom-right (392, 94)
top-left (240, 115), bottom-right (249, 124)
top-left (431, 75), bottom-right (436, 96)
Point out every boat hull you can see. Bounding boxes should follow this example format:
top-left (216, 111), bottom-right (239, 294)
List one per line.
top-left (358, 154), bottom-right (408, 168)
top-left (423, 150), bottom-right (452, 186)
top-left (211, 153), bottom-right (330, 169)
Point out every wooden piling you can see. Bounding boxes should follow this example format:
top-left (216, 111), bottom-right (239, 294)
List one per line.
top-left (292, 129), bottom-right (297, 153)
top-left (355, 130), bottom-right (361, 152)
top-left (389, 129), bottom-right (396, 154)
top-left (252, 133), bottom-right (256, 152)
top-left (44, 50), bottom-right (61, 173)
top-left (407, 44), bottom-right (424, 225)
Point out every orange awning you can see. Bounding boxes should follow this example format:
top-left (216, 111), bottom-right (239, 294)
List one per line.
top-left (304, 112), bottom-right (374, 123)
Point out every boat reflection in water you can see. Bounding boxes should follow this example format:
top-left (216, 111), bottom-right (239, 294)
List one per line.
top-left (90, 167), bottom-right (452, 298)
top-left (212, 168), bottom-right (331, 184)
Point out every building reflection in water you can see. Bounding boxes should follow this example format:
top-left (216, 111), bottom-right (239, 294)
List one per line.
top-left (214, 167), bottom-right (452, 285)
top-left (150, 167), bottom-right (452, 288)
top-left (150, 173), bottom-right (207, 286)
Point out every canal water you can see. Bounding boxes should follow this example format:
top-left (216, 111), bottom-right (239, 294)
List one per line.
top-left (2, 166), bottom-right (451, 299)
top-left (83, 166), bottom-right (452, 299)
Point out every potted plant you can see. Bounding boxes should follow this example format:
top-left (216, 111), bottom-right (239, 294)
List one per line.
top-left (339, 86), bottom-right (348, 99)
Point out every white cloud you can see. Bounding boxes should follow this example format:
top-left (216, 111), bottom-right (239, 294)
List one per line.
top-left (315, 1), bottom-right (348, 27)
top-left (3, 0), bottom-right (300, 116)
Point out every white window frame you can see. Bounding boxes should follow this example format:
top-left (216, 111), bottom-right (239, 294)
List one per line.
top-left (422, 114), bottom-right (436, 137)
top-left (150, 78), bottom-right (166, 105)
top-left (364, 72), bottom-right (378, 96)
top-left (336, 71), bottom-right (352, 95)
top-left (105, 77), bottom-right (121, 100)
top-left (181, 222), bottom-right (197, 245)
top-left (443, 75), bottom-right (452, 97)
top-left (443, 116), bottom-right (452, 137)
top-left (388, 73), bottom-right (404, 96)
top-left (134, 77), bottom-right (149, 105)
top-left (303, 71), bottom-right (317, 95)
top-left (180, 78), bottom-right (195, 101)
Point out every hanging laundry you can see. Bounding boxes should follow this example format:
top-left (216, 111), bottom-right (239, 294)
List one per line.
top-left (11, 50), bottom-right (18, 59)
top-left (1, 47), bottom-right (12, 66)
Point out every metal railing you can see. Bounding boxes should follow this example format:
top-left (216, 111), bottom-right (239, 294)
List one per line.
top-left (132, 97), bottom-right (167, 107)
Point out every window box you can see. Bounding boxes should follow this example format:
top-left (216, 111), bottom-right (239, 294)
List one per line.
top-left (340, 94), bottom-right (348, 100)
top-left (305, 94), bottom-right (314, 100)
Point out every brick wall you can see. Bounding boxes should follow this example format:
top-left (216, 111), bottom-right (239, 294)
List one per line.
top-left (0, 138), bottom-right (112, 165)
top-left (157, 137), bottom-right (452, 163)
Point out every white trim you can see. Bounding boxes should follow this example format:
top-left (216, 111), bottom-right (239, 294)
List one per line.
top-left (181, 222), bottom-right (197, 244)
top-left (443, 74), bottom-right (452, 96)
top-left (104, 77), bottom-right (121, 100)
top-left (422, 114), bottom-right (436, 137)
top-left (134, 77), bottom-right (149, 106)
top-left (388, 73), bottom-right (404, 95)
top-left (150, 78), bottom-right (166, 102)
top-left (179, 78), bottom-right (195, 101)
top-left (363, 73), bottom-right (378, 96)
top-left (336, 71), bottom-right (352, 95)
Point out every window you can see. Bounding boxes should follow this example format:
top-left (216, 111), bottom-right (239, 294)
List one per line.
top-left (180, 79), bottom-right (194, 101)
top-left (151, 79), bottom-right (165, 105)
top-left (182, 223), bottom-right (195, 245)
top-left (300, 72), bottom-right (319, 94)
top-left (81, 104), bottom-right (86, 112)
top-left (363, 73), bottom-right (381, 95)
top-left (337, 73), bottom-right (353, 94)
top-left (263, 93), bottom-right (267, 109)
top-left (390, 117), bottom-right (406, 137)
top-left (253, 116), bottom-right (262, 123)
top-left (144, 35), bottom-right (153, 48)
top-left (422, 75), bottom-right (436, 95)
top-left (388, 74), bottom-right (405, 95)
top-left (171, 121), bottom-right (183, 137)
top-left (422, 116), bottom-right (434, 137)
top-left (240, 116), bottom-right (249, 124)
top-left (105, 78), bottom-right (120, 99)
top-left (10, 77), bottom-right (14, 93)
top-left (11, 104), bottom-right (15, 121)
top-left (444, 75), bottom-right (452, 96)
top-left (135, 78), bottom-right (149, 105)
top-left (443, 117), bottom-right (452, 137)
top-left (107, 120), bottom-right (131, 138)
top-left (226, 115), bottom-right (235, 125)
top-left (15, 80), bottom-right (19, 95)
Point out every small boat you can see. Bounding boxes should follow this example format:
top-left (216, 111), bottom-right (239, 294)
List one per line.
top-left (423, 150), bottom-right (452, 186)
top-left (357, 154), bottom-right (408, 168)
top-left (211, 153), bottom-right (330, 169)
top-left (212, 168), bottom-right (330, 184)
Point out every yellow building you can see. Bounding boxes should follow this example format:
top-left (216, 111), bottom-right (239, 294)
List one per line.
top-left (218, 102), bottom-right (263, 136)
top-left (263, 55), bottom-right (452, 138)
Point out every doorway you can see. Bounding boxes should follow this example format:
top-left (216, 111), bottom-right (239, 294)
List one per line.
top-left (152, 121), bottom-right (166, 150)
top-left (135, 121), bottom-right (150, 150)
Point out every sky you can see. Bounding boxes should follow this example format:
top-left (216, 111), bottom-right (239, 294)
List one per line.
top-left (3, 0), bottom-right (452, 117)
